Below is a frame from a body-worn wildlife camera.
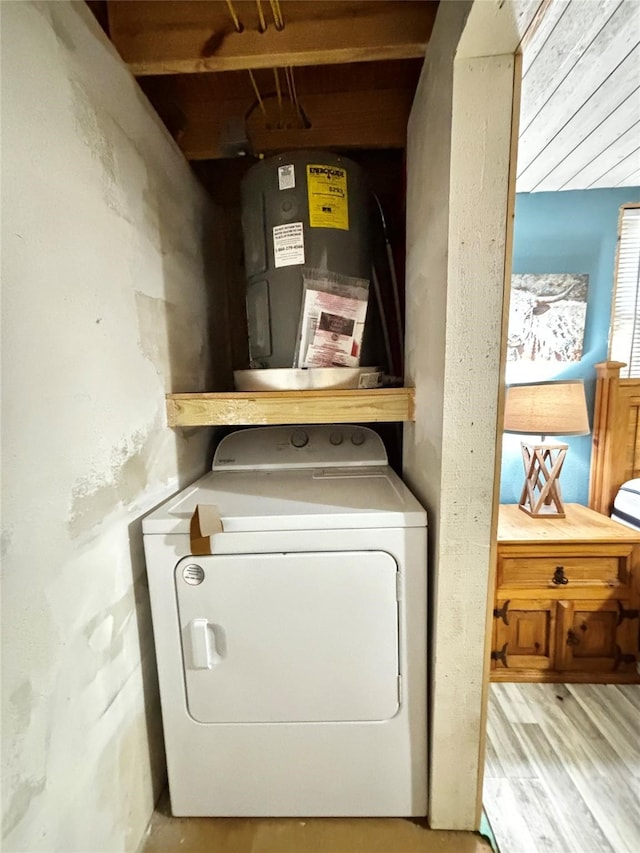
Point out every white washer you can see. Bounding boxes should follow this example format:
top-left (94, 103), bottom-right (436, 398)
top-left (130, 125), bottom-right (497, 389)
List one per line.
top-left (142, 424), bottom-right (428, 817)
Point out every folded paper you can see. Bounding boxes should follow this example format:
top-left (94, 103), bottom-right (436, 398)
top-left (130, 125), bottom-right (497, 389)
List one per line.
top-left (190, 504), bottom-right (224, 555)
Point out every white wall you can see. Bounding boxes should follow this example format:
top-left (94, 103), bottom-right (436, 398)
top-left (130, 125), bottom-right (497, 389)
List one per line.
top-left (405, 0), bottom-right (523, 830)
top-left (1, 2), bottom-right (221, 850)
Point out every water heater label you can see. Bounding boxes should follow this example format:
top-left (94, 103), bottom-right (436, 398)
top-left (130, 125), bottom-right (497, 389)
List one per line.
top-left (307, 165), bottom-right (349, 231)
top-left (278, 164), bottom-right (295, 190)
top-left (273, 222), bottom-right (305, 268)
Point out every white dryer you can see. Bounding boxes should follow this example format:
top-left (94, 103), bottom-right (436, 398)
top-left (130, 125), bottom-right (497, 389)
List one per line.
top-left (142, 424), bottom-right (428, 817)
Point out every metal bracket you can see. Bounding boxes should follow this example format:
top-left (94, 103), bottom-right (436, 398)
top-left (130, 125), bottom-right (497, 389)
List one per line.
top-left (491, 643), bottom-right (509, 667)
top-left (493, 600), bottom-right (510, 626)
top-left (617, 601), bottom-right (640, 625)
top-left (613, 645), bottom-right (636, 670)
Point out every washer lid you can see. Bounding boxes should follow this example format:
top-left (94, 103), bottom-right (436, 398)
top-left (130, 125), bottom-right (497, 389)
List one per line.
top-left (143, 465), bottom-right (427, 534)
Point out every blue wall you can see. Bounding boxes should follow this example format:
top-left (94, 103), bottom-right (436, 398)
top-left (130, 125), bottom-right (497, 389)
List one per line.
top-left (500, 187), bottom-right (640, 506)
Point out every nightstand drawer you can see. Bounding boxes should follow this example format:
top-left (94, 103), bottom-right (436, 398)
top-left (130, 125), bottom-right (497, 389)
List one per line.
top-left (499, 555), bottom-right (620, 588)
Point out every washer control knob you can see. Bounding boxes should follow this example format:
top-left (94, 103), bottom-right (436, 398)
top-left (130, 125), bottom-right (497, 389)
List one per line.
top-left (329, 430), bottom-right (344, 446)
top-left (351, 430), bottom-right (365, 446)
top-left (290, 429), bottom-right (309, 448)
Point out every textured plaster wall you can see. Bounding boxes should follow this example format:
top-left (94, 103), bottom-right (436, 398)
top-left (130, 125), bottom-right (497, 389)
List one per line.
top-left (404, 0), bottom-right (516, 829)
top-left (1, 2), bottom-right (220, 850)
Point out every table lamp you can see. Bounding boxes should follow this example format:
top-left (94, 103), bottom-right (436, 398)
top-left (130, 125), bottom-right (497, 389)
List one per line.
top-left (503, 379), bottom-right (590, 518)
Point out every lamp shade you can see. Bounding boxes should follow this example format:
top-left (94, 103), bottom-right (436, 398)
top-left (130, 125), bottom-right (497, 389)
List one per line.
top-left (504, 379), bottom-right (590, 437)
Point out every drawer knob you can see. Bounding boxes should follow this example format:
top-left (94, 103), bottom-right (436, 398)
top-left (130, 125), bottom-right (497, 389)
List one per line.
top-left (566, 629), bottom-right (580, 647)
top-left (552, 566), bottom-right (569, 585)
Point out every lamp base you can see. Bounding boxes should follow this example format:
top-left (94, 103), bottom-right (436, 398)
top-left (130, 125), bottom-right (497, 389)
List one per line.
top-left (518, 441), bottom-right (568, 518)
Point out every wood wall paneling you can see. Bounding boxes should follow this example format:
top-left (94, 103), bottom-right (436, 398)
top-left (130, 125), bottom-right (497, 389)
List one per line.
top-left (520, 1), bottom-right (568, 75)
top-left (98, 1), bottom-right (640, 190)
top-left (618, 168), bottom-right (640, 186)
top-left (137, 60), bottom-right (421, 158)
top-left (559, 120), bottom-right (640, 191)
top-left (589, 145), bottom-right (640, 190)
top-left (517, 46), bottom-right (640, 190)
top-left (178, 89), bottom-right (413, 159)
top-left (519, 0), bottom-right (620, 135)
top-left (107, 0), bottom-right (437, 74)
top-left (517, 0), bottom-right (640, 192)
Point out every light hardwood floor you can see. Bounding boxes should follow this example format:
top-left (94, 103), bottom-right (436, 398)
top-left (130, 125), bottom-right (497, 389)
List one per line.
top-left (484, 683), bottom-right (640, 853)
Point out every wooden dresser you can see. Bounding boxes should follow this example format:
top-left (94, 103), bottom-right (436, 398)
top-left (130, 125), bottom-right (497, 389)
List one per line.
top-left (491, 504), bottom-right (640, 683)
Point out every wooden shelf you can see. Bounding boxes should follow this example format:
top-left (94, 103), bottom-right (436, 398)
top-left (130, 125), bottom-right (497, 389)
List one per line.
top-left (166, 387), bottom-right (415, 427)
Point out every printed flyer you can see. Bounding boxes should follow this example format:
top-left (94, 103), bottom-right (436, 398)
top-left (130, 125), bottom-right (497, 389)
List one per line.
top-left (296, 271), bottom-right (369, 367)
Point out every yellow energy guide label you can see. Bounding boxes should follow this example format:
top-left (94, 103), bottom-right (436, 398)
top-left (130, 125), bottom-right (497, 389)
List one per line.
top-left (306, 165), bottom-right (349, 230)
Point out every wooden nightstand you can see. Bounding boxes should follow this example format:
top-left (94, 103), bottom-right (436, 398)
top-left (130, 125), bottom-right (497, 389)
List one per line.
top-left (491, 504), bottom-right (640, 683)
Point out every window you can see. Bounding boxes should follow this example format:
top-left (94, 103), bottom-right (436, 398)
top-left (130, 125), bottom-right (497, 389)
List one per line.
top-left (609, 204), bottom-right (640, 378)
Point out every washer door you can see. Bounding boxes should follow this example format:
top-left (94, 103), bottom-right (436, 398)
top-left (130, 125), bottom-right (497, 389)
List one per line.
top-left (175, 551), bottom-right (400, 723)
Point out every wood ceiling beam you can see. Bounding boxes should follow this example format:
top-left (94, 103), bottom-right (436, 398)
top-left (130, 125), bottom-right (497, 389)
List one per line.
top-left (174, 89), bottom-right (413, 159)
top-left (107, 1), bottom-right (436, 75)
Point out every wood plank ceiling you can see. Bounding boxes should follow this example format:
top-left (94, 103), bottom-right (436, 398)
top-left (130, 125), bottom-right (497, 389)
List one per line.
top-left (517, 0), bottom-right (640, 192)
top-left (92, 0), bottom-right (638, 192)
top-left (94, 0), bottom-right (438, 160)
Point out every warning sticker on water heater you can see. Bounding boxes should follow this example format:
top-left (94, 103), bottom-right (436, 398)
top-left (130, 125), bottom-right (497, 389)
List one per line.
top-left (273, 222), bottom-right (305, 268)
top-left (278, 164), bottom-right (295, 190)
top-left (307, 165), bottom-right (348, 231)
